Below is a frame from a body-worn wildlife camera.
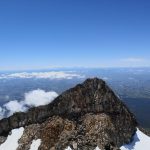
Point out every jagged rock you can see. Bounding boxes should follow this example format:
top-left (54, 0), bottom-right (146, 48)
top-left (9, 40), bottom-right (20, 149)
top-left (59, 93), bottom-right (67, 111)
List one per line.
top-left (0, 78), bottom-right (137, 149)
top-left (0, 136), bottom-right (6, 145)
top-left (138, 127), bottom-right (150, 137)
top-left (17, 124), bottom-right (40, 150)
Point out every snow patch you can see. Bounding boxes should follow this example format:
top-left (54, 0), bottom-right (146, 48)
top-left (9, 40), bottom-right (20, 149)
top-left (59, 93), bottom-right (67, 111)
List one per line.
top-left (65, 146), bottom-right (72, 150)
top-left (65, 146), bottom-right (101, 150)
top-left (95, 146), bottom-right (101, 150)
top-left (30, 139), bottom-right (41, 150)
top-left (0, 127), bottom-right (24, 150)
top-left (120, 128), bottom-right (150, 150)
top-left (0, 128), bottom-right (149, 150)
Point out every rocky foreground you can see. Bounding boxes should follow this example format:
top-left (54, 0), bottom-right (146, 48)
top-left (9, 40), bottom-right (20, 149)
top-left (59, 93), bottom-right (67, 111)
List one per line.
top-left (0, 78), bottom-right (138, 150)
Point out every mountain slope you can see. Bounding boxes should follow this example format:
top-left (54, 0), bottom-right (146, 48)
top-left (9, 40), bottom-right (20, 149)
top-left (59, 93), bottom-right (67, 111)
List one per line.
top-left (0, 78), bottom-right (146, 150)
top-left (120, 128), bottom-right (150, 150)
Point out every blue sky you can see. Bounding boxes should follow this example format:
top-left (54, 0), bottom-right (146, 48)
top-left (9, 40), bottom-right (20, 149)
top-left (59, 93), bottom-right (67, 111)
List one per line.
top-left (0, 0), bottom-right (150, 70)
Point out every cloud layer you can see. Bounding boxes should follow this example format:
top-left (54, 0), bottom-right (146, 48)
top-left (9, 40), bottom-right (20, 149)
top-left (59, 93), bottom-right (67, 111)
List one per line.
top-left (0, 89), bottom-right (58, 119)
top-left (0, 71), bottom-right (84, 79)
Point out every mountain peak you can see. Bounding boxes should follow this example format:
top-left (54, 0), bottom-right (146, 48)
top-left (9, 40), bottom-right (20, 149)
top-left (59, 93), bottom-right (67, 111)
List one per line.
top-left (0, 78), bottom-right (138, 149)
top-left (83, 77), bottom-right (105, 84)
top-left (52, 77), bottom-right (132, 118)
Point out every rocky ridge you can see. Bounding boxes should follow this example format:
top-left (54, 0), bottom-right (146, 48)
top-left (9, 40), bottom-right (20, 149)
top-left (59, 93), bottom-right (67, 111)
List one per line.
top-left (0, 78), bottom-right (137, 150)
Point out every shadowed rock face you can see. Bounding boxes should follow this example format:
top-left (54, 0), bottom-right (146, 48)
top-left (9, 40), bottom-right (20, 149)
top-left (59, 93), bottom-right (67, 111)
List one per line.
top-left (0, 78), bottom-right (137, 149)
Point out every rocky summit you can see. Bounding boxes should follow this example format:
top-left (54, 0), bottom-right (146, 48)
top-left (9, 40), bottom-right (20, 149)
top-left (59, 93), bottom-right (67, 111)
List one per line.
top-left (0, 78), bottom-right (137, 150)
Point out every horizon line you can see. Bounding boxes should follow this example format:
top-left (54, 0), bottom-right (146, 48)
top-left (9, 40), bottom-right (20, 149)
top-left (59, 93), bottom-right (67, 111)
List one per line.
top-left (0, 66), bottom-right (150, 72)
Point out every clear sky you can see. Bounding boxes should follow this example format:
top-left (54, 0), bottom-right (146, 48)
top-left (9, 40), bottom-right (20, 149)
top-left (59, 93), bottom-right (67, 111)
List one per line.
top-left (0, 0), bottom-right (150, 70)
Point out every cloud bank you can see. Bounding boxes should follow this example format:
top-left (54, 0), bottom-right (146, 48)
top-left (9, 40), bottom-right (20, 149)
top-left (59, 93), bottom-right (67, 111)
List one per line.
top-left (4, 100), bottom-right (27, 116)
top-left (24, 89), bottom-right (58, 107)
top-left (0, 71), bottom-right (84, 80)
top-left (0, 89), bottom-right (58, 119)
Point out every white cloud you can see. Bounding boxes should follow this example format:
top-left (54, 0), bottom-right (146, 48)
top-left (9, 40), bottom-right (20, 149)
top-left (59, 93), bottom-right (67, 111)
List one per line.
top-left (4, 100), bottom-right (27, 116)
top-left (24, 89), bottom-right (58, 107)
top-left (0, 89), bottom-right (58, 118)
top-left (0, 71), bottom-right (84, 80)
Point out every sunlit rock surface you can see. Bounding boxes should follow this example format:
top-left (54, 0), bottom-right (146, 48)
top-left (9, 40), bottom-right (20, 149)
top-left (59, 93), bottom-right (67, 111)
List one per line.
top-left (0, 78), bottom-right (141, 149)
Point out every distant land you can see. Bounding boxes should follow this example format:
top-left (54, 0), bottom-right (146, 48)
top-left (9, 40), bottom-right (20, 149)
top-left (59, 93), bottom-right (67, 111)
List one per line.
top-left (0, 67), bottom-right (150, 129)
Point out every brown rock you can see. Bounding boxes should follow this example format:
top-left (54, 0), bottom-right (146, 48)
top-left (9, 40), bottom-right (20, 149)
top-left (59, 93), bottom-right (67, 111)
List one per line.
top-left (0, 78), bottom-right (138, 149)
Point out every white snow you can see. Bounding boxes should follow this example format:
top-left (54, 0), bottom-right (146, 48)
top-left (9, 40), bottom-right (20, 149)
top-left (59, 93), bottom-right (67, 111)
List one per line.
top-left (65, 146), bottom-right (101, 150)
top-left (120, 128), bottom-right (150, 150)
top-left (30, 139), bottom-right (41, 150)
top-left (0, 127), bottom-right (149, 150)
top-left (95, 146), bottom-right (101, 150)
top-left (0, 127), bottom-right (24, 150)
top-left (65, 146), bottom-right (72, 150)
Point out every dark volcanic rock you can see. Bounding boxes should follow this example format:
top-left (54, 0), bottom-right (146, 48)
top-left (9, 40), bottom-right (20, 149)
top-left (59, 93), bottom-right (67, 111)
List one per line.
top-left (0, 78), bottom-right (137, 149)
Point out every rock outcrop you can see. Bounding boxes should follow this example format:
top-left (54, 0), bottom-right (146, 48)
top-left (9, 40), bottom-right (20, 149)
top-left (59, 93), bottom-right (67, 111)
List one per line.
top-left (0, 78), bottom-right (137, 149)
